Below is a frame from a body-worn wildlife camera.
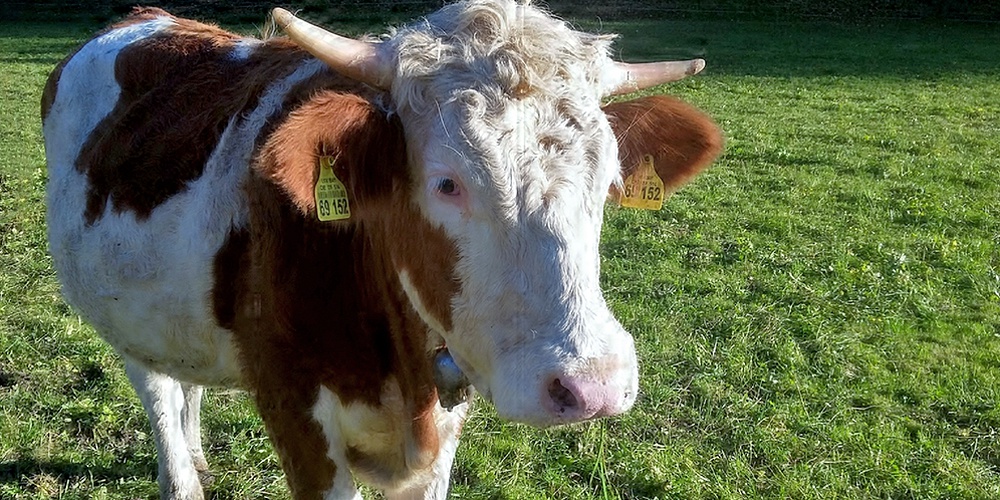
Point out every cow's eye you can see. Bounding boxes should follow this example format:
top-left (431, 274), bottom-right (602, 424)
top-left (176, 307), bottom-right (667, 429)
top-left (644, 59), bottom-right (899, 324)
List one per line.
top-left (436, 178), bottom-right (459, 196)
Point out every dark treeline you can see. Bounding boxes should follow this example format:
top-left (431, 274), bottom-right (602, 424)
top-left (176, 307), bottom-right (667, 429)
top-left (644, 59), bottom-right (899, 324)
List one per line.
top-left (3, 0), bottom-right (997, 24)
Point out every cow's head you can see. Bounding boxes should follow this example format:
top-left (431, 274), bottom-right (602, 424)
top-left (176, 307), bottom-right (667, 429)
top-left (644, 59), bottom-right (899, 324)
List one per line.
top-left (271, 0), bottom-right (722, 427)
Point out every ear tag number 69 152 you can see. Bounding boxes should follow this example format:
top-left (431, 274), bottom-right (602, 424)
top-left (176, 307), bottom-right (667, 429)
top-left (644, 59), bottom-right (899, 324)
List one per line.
top-left (620, 154), bottom-right (665, 211)
top-left (315, 155), bottom-right (351, 221)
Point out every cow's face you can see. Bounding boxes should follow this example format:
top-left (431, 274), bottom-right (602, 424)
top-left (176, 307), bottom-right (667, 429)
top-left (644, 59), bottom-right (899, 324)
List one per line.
top-left (412, 123), bottom-right (636, 424)
top-left (273, 0), bottom-right (722, 427)
top-left (400, 88), bottom-right (632, 427)
top-left (385, 5), bottom-right (632, 426)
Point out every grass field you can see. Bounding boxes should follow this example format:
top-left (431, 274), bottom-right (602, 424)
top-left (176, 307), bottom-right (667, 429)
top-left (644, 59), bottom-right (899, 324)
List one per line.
top-left (2, 11), bottom-right (999, 500)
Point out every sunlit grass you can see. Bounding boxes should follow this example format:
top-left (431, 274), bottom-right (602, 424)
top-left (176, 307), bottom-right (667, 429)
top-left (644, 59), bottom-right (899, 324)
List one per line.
top-left (2, 15), bottom-right (999, 499)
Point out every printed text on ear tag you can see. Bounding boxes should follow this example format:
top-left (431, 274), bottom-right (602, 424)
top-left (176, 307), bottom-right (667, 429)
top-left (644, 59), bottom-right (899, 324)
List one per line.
top-left (620, 154), bottom-right (664, 210)
top-left (315, 155), bottom-right (351, 221)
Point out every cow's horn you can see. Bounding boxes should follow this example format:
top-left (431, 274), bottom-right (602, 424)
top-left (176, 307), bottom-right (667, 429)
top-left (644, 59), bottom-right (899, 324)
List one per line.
top-left (604, 59), bottom-right (705, 96)
top-left (271, 8), bottom-right (392, 89)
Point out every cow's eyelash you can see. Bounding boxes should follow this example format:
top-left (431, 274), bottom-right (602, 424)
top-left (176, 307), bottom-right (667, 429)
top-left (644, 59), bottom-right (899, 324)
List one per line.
top-left (436, 178), bottom-right (459, 195)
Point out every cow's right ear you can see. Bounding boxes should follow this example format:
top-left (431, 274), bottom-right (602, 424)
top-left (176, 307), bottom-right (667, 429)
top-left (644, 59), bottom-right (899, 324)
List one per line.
top-left (602, 95), bottom-right (723, 199)
top-left (256, 90), bottom-right (407, 220)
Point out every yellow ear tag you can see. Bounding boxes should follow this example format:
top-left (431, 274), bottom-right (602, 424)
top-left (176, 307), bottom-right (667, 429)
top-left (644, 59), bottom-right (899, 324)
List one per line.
top-left (620, 154), bottom-right (665, 210)
top-left (315, 155), bottom-right (351, 221)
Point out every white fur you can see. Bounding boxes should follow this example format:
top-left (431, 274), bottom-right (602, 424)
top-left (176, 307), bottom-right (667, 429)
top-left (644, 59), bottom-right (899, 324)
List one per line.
top-left (397, 270), bottom-right (450, 353)
top-left (229, 38), bottom-right (261, 60)
top-left (46, 32), bottom-right (327, 385)
top-left (125, 358), bottom-right (206, 499)
top-left (312, 383), bottom-right (468, 499)
top-left (312, 387), bottom-right (364, 500)
top-left (384, 403), bottom-right (466, 500)
top-left (47, 0), bottom-right (650, 496)
top-left (44, 19), bottom-right (327, 497)
top-left (389, 0), bottom-right (639, 425)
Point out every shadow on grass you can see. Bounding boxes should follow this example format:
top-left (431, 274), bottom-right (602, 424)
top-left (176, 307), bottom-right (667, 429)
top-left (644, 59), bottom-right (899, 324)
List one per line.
top-left (0, 44), bottom-right (74, 66)
top-left (576, 18), bottom-right (1000, 79)
top-left (0, 28), bottom-right (84, 68)
top-left (0, 455), bottom-right (156, 487)
top-left (5, 16), bottom-right (999, 79)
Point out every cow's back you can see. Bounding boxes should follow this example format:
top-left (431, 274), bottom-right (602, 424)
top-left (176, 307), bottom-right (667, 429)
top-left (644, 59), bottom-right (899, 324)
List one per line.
top-left (42, 9), bottom-right (327, 385)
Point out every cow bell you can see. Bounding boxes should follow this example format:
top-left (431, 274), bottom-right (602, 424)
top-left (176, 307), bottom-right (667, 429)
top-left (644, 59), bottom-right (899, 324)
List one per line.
top-left (434, 348), bottom-right (472, 411)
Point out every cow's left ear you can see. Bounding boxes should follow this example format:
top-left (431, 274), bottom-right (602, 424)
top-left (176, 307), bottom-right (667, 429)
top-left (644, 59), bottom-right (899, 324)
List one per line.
top-left (256, 90), bottom-right (407, 220)
top-left (602, 95), bottom-right (723, 198)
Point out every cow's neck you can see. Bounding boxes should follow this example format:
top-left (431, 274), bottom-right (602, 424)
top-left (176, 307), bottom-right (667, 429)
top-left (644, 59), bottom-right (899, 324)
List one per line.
top-left (234, 174), bottom-right (445, 486)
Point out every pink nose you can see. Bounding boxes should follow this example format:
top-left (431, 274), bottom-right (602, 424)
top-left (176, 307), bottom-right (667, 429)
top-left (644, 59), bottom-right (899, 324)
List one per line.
top-left (545, 375), bottom-right (633, 422)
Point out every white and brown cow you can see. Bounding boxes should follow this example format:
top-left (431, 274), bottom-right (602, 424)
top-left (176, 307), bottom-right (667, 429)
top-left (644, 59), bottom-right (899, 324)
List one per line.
top-left (42, 1), bottom-right (722, 498)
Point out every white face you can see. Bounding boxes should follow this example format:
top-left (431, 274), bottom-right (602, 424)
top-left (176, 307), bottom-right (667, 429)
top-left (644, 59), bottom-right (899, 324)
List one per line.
top-left (393, 49), bottom-right (639, 426)
top-left (276, 0), bottom-right (718, 427)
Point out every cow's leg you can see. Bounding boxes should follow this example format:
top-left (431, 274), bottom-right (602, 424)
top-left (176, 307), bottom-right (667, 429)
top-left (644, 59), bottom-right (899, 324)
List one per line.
top-left (125, 358), bottom-right (205, 500)
top-left (254, 384), bottom-right (357, 500)
top-left (383, 403), bottom-right (468, 500)
top-left (180, 382), bottom-right (212, 487)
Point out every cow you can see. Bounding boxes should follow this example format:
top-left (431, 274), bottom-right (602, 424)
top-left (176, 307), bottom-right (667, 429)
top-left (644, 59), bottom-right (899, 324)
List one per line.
top-left (41, 1), bottom-right (722, 498)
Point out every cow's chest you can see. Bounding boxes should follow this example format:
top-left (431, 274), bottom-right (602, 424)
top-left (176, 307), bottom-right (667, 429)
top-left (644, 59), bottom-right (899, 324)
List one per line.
top-left (311, 379), bottom-right (469, 489)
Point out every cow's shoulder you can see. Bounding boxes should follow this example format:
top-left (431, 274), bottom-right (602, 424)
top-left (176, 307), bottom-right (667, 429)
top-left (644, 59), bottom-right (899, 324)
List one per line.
top-left (65, 13), bottom-right (321, 224)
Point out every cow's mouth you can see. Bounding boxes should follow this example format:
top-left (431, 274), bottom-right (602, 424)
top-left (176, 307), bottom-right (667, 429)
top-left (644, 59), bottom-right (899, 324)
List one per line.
top-left (433, 348), bottom-right (473, 411)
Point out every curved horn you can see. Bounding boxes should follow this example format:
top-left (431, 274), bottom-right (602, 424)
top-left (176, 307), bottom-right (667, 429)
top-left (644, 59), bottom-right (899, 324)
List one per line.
top-left (604, 59), bottom-right (705, 96)
top-left (271, 8), bottom-right (392, 89)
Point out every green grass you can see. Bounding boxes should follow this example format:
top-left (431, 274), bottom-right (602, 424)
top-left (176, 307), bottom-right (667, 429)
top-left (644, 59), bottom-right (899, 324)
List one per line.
top-left (2, 15), bottom-right (999, 500)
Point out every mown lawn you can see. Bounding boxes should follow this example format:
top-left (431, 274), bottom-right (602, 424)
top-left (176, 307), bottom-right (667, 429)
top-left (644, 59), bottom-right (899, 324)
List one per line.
top-left (2, 12), bottom-right (999, 500)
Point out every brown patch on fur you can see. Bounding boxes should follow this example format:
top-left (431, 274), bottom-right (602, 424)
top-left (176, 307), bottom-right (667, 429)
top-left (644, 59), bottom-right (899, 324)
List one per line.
top-left (74, 12), bottom-right (310, 224)
top-left (253, 381), bottom-right (338, 499)
top-left (229, 89), bottom-right (460, 492)
top-left (255, 89), bottom-right (459, 332)
top-left (41, 52), bottom-right (74, 122)
top-left (75, 10), bottom-right (462, 493)
top-left (256, 91), bottom-right (402, 220)
top-left (603, 95), bottom-right (723, 195)
top-left (40, 8), bottom-right (169, 121)
top-left (211, 227), bottom-right (249, 330)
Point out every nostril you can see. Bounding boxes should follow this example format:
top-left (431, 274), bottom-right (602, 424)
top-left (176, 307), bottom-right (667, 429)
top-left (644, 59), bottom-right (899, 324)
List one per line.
top-left (547, 378), bottom-right (578, 413)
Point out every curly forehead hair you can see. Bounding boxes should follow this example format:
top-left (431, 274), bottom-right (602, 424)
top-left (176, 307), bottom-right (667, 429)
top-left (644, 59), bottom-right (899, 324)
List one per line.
top-left (387, 0), bottom-right (616, 112)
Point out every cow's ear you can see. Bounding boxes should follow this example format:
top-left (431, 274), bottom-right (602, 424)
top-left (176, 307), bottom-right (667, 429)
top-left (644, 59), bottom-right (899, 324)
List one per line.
top-left (256, 90), bottom-right (406, 220)
top-left (602, 95), bottom-right (723, 198)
